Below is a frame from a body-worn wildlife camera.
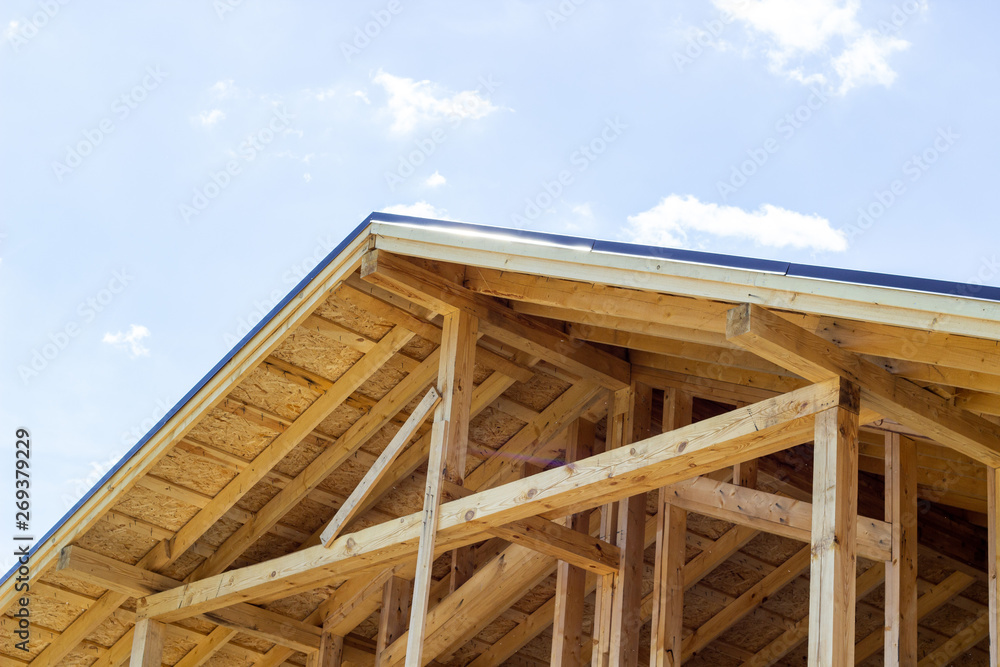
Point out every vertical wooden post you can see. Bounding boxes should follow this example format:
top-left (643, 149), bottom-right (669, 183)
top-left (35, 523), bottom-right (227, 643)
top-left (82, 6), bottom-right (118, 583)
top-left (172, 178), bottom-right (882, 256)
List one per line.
top-left (807, 380), bottom-right (860, 667)
top-left (551, 419), bottom-right (594, 667)
top-left (884, 432), bottom-right (918, 666)
top-left (732, 401), bottom-right (757, 488)
top-left (130, 618), bottom-right (166, 667)
top-left (988, 466), bottom-right (1000, 666)
top-left (377, 576), bottom-right (412, 664)
top-left (592, 388), bottom-right (629, 667)
top-left (404, 309), bottom-right (477, 667)
top-left (309, 630), bottom-right (344, 667)
top-left (609, 382), bottom-right (653, 667)
top-left (650, 388), bottom-right (692, 667)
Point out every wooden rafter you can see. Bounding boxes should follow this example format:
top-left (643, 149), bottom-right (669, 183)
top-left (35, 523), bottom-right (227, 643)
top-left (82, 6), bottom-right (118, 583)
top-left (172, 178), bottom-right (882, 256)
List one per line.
top-left (727, 302), bottom-right (1000, 466)
top-left (360, 249), bottom-right (630, 390)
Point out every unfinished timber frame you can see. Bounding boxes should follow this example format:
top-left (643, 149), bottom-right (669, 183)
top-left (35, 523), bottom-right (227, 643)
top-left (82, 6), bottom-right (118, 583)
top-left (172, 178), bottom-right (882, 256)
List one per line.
top-left (5, 214), bottom-right (1000, 667)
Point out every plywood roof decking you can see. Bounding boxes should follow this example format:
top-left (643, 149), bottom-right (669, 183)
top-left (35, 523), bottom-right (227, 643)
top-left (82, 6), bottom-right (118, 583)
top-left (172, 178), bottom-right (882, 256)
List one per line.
top-left (3, 215), bottom-right (999, 666)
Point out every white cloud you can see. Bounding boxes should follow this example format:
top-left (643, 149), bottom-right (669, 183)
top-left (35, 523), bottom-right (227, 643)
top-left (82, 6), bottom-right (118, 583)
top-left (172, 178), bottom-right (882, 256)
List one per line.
top-left (3, 20), bottom-right (20, 41)
top-left (195, 109), bottom-right (226, 126)
top-left (572, 203), bottom-right (594, 218)
top-left (425, 171), bottom-right (446, 188)
top-left (626, 194), bottom-right (847, 252)
top-left (711, 0), bottom-right (920, 94)
top-left (372, 71), bottom-right (499, 134)
top-left (102, 324), bottom-right (151, 358)
top-left (210, 79), bottom-right (242, 99)
top-left (833, 31), bottom-right (910, 94)
top-left (303, 173), bottom-right (312, 183)
top-left (380, 202), bottom-right (450, 219)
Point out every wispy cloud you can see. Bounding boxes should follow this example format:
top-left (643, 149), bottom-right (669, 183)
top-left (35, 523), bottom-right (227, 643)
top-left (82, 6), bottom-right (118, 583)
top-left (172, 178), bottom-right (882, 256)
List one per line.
top-left (195, 109), bottom-right (226, 126)
top-left (373, 71), bottom-right (500, 134)
top-left (626, 194), bottom-right (847, 252)
top-left (381, 202), bottom-right (450, 219)
top-left (210, 79), bottom-right (241, 99)
top-left (102, 324), bottom-right (151, 358)
top-left (425, 171), bottom-right (446, 188)
top-left (711, 0), bottom-right (923, 94)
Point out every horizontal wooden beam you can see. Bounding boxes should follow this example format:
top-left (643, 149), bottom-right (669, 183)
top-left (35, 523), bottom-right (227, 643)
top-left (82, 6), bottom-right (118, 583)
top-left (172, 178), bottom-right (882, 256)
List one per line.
top-left (666, 476), bottom-right (892, 561)
top-left (57, 546), bottom-right (321, 653)
top-left (360, 249), bottom-right (630, 390)
top-left (136, 378), bottom-right (847, 622)
top-left (727, 303), bottom-right (1000, 466)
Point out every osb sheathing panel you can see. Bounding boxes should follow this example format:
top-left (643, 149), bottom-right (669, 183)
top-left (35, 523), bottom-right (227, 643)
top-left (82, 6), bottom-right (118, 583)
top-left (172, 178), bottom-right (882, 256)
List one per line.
top-left (700, 553), bottom-right (770, 599)
top-left (237, 531), bottom-right (298, 568)
top-left (86, 610), bottom-right (132, 648)
top-left (270, 325), bottom-right (364, 383)
top-left (760, 575), bottom-right (810, 622)
top-left (229, 366), bottom-right (317, 423)
top-left (112, 483), bottom-right (200, 533)
top-left (722, 615), bottom-right (788, 654)
top-left (356, 363), bottom-right (409, 402)
top-left (281, 496), bottom-right (335, 536)
top-left (921, 602), bottom-right (980, 640)
top-left (42, 567), bottom-right (112, 600)
top-left (318, 401), bottom-right (368, 440)
top-left (161, 548), bottom-right (204, 582)
top-left (186, 408), bottom-right (278, 461)
top-left (686, 646), bottom-right (742, 666)
top-left (740, 532), bottom-right (806, 567)
top-left (468, 406), bottom-right (526, 452)
top-left (152, 448), bottom-right (237, 498)
top-left (199, 515), bottom-right (243, 549)
top-left (272, 439), bottom-right (327, 481)
top-left (686, 512), bottom-right (735, 541)
top-left (234, 478), bottom-right (283, 515)
top-left (501, 374), bottom-right (572, 413)
top-left (74, 516), bottom-right (158, 567)
top-left (314, 292), bottom-right (393, 341)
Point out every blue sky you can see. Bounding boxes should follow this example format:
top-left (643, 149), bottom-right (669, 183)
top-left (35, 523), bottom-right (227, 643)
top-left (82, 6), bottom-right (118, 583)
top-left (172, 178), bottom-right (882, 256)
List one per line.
top-left (2, 0), bottom-right (998, 566)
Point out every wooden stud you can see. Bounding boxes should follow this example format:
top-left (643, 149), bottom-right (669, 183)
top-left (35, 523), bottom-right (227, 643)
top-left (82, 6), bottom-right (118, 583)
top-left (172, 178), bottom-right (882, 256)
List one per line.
top-left (884, 432), bottom-right (919, 666)
top-left (650, 389), bottom-right (692, 667)
top-left (989, 465), bottom-right (1000, 666)
top-left (309, 631), bottom-right (344, 667)
top-left (377, 577), bottom-right (411, 663)
top-left (807, 381), bottom-right (860, 667)
top-left (404, 309), bottom-right (477, 667)
top-left (609, 382), bottom-right (653, 666)
top-left (129, 618), bottom-right (166, 667)
top-left (592, 387), bottom-right (629, 667)
top-left (551, 419), bottom-right (593, 667)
